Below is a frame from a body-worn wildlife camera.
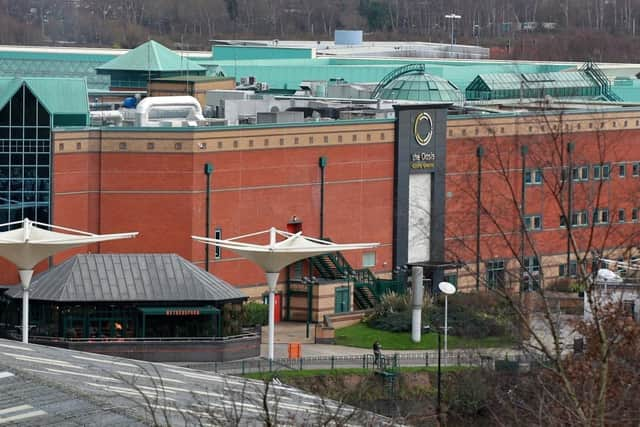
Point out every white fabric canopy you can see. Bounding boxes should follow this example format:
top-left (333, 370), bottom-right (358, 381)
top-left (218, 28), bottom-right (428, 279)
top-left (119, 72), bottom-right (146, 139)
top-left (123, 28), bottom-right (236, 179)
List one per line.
top-left (0, 218), bottom-right (138, 271)
top-left (193, 227), bottom-right (378, 360)
top-left (192, 228), bottom-right (378, 273)
top-left (0, 218), bottom-right (138, 344)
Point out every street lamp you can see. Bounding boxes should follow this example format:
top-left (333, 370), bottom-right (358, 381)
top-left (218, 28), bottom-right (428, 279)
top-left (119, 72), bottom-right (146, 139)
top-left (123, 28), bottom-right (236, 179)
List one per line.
top-left (438, 281), bottom-right (457, 361)
top-left (445, 13), bottom-right (462, 47)
top-left (302, 276), bottom-right (317, 339)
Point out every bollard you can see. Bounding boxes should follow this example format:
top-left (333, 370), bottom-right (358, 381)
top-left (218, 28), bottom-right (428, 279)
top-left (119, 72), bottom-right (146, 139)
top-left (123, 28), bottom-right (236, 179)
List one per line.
top-left (299, 358), bottom-right (303, 371)
top-left (457, 353), bottom-right (460, 366)
top-left (331, 355), bottom-right (335, 370)
top-left (425, 352), bottom-right (429, 367)
top-left (363, 354), bottom-right (366, 369)
top-left (269, 358), bottom-right (273, 372)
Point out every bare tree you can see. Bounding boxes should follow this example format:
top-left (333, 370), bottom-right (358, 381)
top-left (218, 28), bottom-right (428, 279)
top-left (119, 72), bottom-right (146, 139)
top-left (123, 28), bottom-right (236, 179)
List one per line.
top-left (444, 105), bottom-right (640, 425)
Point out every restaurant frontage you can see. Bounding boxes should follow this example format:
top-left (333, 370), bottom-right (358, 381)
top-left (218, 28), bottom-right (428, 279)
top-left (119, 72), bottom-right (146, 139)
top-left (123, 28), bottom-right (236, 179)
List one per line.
top-left (0, 253), bottom-right (257, 362)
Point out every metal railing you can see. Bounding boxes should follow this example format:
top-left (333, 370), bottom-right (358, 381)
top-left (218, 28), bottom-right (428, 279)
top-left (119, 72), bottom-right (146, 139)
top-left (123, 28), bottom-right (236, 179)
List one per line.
top-left (177, 349), bottom-right (528, 376)
top-left (27, 332), bottom-right (260, 344)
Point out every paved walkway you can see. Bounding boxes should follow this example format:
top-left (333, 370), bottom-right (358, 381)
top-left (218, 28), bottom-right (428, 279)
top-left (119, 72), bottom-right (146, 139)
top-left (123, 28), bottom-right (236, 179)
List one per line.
top-left (259, 321), bottom-right (520, 359)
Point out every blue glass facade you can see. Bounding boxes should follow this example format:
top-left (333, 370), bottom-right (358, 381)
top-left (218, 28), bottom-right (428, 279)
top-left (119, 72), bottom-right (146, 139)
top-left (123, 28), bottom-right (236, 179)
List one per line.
top-left (0, 85), bottom-right (50, 227)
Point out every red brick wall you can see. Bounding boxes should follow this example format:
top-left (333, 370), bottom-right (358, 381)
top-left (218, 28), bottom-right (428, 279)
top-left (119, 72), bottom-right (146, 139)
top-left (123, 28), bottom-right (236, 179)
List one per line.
top-left (445, 125), bottom-right (640, 269)
top-left (48, 131), bottom-right (395, 288)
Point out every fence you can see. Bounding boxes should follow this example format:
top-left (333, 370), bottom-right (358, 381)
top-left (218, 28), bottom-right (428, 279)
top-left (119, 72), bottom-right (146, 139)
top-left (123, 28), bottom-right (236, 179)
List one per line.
top-left (178, 349), bottom-right (531, 376)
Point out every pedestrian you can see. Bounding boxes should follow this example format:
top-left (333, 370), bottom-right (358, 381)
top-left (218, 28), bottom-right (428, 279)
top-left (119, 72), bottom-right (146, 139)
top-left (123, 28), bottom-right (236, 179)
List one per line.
top-left (373, 340), bottom-right (382, 367)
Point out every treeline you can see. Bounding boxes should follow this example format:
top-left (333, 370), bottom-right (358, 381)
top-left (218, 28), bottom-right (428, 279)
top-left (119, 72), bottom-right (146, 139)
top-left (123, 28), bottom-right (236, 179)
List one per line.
top-left (1, 0), bottom-right (640, 61)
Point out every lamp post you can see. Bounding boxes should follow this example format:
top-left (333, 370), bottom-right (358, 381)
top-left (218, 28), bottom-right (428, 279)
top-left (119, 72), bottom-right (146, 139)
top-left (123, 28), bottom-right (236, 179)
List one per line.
top-left (204, 163), bottom-right (213, 272)
top-left (302, 276), bottom-right (317, 339)
top-left (438, 281), bottom-right (456, 362)
top-left (445, 13), bottom-right (462, 47)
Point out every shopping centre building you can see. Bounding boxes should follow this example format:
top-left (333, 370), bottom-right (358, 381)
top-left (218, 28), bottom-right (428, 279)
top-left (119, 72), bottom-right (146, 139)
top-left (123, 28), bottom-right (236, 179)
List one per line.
top-left (1, 38), bottom-right (639, 324)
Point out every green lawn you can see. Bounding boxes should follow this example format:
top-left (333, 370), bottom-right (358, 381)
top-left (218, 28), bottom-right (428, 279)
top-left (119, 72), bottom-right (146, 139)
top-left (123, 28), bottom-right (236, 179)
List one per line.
top-left (335, 322), bottom-right (515, 350)
top-left (244, 366), bottom-right (468, 380)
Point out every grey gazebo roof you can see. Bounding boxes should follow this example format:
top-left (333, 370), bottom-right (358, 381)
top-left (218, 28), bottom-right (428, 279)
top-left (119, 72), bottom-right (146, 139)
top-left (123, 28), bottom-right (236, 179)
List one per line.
top-left (5, 254), bottom-right (246, 303)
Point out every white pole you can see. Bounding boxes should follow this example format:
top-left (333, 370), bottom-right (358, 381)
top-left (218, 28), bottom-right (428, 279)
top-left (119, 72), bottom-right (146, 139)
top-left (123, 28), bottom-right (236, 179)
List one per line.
top-left (451, 19), bottom-right (454, 46)
top-left (19, 270), bottom-right (34, 344)
top-left (22, 290), bottom-right (28, 343)
top-left (265, 271), bottom-right (280, 360)
top-left (411, 266), bottom-right (424, 343)
top-left (444, 294), bottom-right (448, 363)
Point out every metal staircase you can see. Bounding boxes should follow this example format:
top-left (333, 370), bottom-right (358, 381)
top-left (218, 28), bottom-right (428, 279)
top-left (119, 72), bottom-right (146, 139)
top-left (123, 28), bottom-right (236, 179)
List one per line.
top-left (310, 252), bottom-right (349, 280)
top-left (581, 60), bottom-right (623, 102)
top-left (309, 244), bottom-right (406, 310)
top-left (375, 354), bottom-right (399, 398)
top-left (354, 284), bottom-right (378, 309)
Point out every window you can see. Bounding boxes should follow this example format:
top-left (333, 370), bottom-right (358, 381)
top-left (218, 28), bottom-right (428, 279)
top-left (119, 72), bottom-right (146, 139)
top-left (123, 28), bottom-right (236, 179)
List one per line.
top-left (593, 164), bottom-right (610, 180)
top-left (523, 256), bottom-right (540, 291)
top-left (0, 87), bottom-right (52, 227)
top-left (633, 162), bottom-right (640, 177)
top-left (623, 301), bottom-right (636, 320)
top-left (362, 252), bottom-right (376, 268)
top-left (559, 260), bottom-right (578, 277)
top-left (618, 209), bottom-right (626, 223)
top-left (524, 215), bottom-right (542, 231)
top-left (572, 166), bottom-right (589, 181)
top-left (619, 163), bottom-right (626, 178)
top-left (214, 227), bottom-right (222, 259)
top-left (524, 169), bottom-right (543, 185)
top-left (571, 211), bottom-right (588, 227)
top-left (486, 260), bottom-right (505, 288)
top-left (593, 208), bottom-right (609, 225)
top-left (443, 273), bottom-right (458, 286)
top-left (633, 208), bottom-right (639, 222)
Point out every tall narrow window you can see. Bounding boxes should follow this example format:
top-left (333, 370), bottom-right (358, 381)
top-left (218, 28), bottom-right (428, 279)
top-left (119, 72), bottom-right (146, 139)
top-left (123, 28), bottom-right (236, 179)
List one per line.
top-left (0, 86), bottom-right (52, 229)
top-left (619, 163), bottom-right (626, 178)
top-left (214, 227), bottom-right (222, 259)
top-left (486, 260), bottom-right (505, 289)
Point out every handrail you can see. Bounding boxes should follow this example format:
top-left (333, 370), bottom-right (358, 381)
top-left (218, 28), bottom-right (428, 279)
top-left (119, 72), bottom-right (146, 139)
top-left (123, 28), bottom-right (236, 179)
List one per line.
top-left (27, 332), bottom-right (260, 344)
top-left (581, 60), bottom-right (623, 102)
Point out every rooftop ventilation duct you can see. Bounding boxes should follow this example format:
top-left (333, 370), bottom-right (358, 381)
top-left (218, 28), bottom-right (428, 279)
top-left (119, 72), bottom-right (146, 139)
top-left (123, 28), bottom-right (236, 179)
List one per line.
top-left (135, 96), bottom-right (205, 127)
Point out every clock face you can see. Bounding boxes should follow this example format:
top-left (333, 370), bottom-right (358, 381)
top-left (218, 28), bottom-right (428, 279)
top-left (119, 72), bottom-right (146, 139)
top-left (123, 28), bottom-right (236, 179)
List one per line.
top-left (413, 112), bottom-right (433, 146)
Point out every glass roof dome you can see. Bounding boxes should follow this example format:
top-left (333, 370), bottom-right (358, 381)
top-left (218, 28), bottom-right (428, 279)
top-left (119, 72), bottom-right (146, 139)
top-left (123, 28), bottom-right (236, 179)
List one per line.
top-left (376, 72), bottom-right (464, 105)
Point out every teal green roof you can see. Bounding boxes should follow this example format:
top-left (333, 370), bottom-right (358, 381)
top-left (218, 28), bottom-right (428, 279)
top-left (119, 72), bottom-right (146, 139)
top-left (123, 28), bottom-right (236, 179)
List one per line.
top-left (0, 78), bottom-right (23, 111)
top-left (212, 45), bottom-right (314, 60)
top-left (203, 54), bottom-right (573, 93)
top-left (375, 69), bottom-right (463, 104)
top-left (97, 40), bottom-right (205, 73)
top-left (0, 51), bottom-right (114, 89)
top-left (0, 77), bottom-right (88, 119)
top-left (466, 71), bottom-right (601, 101)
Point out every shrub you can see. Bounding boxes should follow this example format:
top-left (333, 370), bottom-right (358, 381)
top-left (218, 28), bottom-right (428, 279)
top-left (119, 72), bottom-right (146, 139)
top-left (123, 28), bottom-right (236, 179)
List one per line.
top-left (444, 369), bottom-right (491, 418)
top-left (426, 304), bottom-right (507, 339)
top-left (242, 301), bottom-right (268, 327)
top-left (368, 310), bottom-right (413, 332)
top-left (366, 289), bottom-right (517, 339)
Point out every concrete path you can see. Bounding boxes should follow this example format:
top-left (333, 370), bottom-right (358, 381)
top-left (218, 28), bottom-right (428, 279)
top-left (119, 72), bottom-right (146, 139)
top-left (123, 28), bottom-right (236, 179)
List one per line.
top-left (259, 321), bottom-right (520, 359)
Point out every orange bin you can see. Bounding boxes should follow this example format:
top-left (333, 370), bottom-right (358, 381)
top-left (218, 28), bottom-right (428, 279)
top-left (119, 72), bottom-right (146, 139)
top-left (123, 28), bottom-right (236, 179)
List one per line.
top-left (288, 342), bottom-right (302, 359)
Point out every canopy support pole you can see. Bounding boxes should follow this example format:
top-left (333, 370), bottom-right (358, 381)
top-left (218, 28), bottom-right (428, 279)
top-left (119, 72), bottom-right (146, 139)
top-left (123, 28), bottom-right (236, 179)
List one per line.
top-left (266, 271), bottom-right (280, 360)
top-left (19, 270), bottom-right (34, 344)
